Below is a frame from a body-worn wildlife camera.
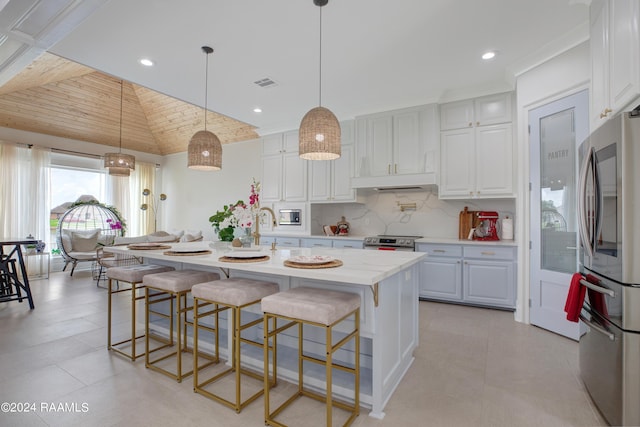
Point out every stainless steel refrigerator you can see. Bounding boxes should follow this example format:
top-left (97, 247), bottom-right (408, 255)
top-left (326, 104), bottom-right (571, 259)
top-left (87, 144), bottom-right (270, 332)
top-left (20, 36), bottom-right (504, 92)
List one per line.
top-left (578, 109), bottom-right (640, 426)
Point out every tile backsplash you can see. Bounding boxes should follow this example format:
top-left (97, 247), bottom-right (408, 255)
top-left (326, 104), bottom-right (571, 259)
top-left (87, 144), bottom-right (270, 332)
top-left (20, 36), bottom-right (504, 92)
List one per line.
top-left (309, 189), bottom-right (516, 239)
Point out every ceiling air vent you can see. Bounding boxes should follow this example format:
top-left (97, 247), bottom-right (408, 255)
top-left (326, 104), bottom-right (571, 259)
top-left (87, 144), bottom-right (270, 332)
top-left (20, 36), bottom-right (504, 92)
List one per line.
top-left (253, 77), bottom-right (277, 88)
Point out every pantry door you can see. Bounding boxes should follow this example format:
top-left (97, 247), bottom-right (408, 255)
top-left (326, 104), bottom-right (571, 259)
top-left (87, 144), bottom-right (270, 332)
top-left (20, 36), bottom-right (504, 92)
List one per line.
top-left (529, 90), bottom-right (588, 340)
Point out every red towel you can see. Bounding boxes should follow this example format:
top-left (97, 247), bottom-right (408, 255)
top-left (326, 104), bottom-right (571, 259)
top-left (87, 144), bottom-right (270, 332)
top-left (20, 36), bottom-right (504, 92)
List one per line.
top-left (585, 273), bottom-right (609, 317)
top-left (565, 273), bottom-right (586, 322)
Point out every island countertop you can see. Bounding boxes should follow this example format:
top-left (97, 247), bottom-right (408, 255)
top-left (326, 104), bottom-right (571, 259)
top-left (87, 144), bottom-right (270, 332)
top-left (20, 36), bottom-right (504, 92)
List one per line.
top-left (105, 242), bottom-right (426, 287)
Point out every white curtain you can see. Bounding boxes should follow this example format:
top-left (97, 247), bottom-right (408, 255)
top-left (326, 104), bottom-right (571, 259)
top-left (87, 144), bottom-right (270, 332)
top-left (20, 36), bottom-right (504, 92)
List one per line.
top-left (0, 142), bottom-right (51, 245)
top-left (106, 174), bottom-right (130, 234)
top-left (131, 162), bottom-right (156, 236)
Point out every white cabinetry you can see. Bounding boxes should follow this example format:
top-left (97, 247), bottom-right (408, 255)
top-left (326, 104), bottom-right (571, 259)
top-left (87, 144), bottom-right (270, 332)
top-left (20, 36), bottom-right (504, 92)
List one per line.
top-left (277, 237), bottom-right (300, 247)
top-left (352, 104), bottom-right (438, 188)
top-left (417, 244), bottom-right (462, 301)
top-left (261, 131), bottom-right (307, 202)
top-left (309, 121), bottom-right (358, 202)
top-left (439, 93), bottom-right (514, 199)
top-left (590, 0), bottom-right (640, 130)
top-left (462, 246), bottom-right (515, 309)
top-left (332, 239), bottom-right (362, 249)
top-left (300, 238), bottom-right (332, 248)
top-left (417, 242), bottom-right (516, 309)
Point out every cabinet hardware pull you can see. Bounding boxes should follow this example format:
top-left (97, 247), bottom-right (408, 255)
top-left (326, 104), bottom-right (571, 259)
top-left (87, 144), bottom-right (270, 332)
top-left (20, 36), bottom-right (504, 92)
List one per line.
top-left (480, 251), bottom-right (495, 255)
top-left (433, 249), bottom-right (446, 253)
top-left (388, 164), bottom-right (391, 174)
top-left (468, 122), bottom-right (473, 127)
top-left (395, 164), bottom-right (397, 174)
top-left (476, 121), bottom-right (480, 126)
top-left (600, 108), bottom-right (612, 118)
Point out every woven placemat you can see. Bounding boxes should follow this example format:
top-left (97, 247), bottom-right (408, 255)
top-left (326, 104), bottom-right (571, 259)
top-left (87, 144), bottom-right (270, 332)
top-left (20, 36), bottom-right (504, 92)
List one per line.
top-left (218, 255), bottom-right (270, 263)
top-left (283, 259), bottom-right (343, 269)
top-left (163, 250), bottom-right (212, 256)
top-left (128, 244), bottom-right (172, 250)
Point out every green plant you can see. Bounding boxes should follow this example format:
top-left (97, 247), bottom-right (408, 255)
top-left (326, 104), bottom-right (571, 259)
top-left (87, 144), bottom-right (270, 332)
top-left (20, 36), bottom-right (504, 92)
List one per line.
top-left (209, 200), bottom-right (244, 242)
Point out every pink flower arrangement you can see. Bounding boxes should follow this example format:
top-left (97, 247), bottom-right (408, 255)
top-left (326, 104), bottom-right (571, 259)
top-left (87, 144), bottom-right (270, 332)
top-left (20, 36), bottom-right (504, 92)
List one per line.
top-left (106, 218), bottom-right (122, 230)
top-left (249, 178), bottom-right (260, 211)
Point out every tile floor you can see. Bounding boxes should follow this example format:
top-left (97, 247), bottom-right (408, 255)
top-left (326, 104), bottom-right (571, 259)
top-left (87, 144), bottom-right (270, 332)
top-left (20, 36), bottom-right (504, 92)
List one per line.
top-left (0, 270), bottom-right (607, 427)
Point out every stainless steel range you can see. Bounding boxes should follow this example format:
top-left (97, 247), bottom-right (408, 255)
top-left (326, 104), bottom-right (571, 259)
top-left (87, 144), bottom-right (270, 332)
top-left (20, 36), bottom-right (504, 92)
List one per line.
top-left (363, 235), bottom-right (423, 251)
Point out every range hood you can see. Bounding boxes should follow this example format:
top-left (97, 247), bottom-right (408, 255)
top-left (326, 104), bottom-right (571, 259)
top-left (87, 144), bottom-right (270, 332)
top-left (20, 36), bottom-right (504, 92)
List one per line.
top-left (350, 173), bottom-right (437, 191)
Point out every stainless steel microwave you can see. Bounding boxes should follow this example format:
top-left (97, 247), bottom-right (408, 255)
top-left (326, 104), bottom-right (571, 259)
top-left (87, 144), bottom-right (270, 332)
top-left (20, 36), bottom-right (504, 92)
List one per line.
top-left (278, 209), bottom-right (301, 226)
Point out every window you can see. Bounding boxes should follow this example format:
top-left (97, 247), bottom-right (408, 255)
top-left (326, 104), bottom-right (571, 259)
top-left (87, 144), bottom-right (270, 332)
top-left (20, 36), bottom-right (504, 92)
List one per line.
top-left (49, 152), bottom-right (107, 253)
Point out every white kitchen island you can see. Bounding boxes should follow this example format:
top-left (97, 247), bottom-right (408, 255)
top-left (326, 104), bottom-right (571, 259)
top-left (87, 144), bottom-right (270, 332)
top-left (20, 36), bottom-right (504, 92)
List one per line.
top-left (105, 243), bottom-right (426, 419)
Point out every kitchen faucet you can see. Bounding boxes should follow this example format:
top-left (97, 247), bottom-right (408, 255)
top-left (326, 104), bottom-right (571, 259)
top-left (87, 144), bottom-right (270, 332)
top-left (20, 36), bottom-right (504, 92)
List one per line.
top-left (253, 206), bottom-right (277, 245)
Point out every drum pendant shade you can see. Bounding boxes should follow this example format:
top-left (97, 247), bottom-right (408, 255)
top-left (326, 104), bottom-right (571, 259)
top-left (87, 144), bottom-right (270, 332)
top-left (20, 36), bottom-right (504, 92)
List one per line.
top-left (104, 80), bottom-right (135, 175)
top-left (188, 130), bottom-right (222, 170)
top-left (188, 46), bottom-right (222, 171)
top-left (299, 0), bottom-right (341, 161)
top-left (299, 107), bottom-right (341, 160)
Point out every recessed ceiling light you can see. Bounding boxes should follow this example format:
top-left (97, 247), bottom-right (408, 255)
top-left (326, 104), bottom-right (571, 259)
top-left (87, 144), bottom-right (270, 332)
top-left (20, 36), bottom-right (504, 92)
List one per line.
top-left (482, 51), bottom-right (496, 60)
top-left (253, 107), bottom-right (262, 113)
top-left (139, 58), bottom-right (154, 67)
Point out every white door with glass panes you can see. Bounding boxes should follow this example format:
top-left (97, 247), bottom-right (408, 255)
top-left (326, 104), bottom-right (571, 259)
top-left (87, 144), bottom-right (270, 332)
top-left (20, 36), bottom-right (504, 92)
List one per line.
top-left (529, 90), bottom-right (588, 340)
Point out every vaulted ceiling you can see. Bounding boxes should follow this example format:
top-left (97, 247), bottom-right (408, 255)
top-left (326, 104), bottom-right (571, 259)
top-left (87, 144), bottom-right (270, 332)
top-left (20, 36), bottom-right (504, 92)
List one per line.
top-left (0, 53), bottom-right (258, 155)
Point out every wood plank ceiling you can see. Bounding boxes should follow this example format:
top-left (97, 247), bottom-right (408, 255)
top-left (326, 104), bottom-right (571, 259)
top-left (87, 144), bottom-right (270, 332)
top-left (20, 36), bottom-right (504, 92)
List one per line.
top-left (0, 53), bottom-right (259, 155)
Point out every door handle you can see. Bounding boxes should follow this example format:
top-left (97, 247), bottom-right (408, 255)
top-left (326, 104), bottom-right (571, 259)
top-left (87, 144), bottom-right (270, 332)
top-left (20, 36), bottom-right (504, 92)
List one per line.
top-left (578, 147), bottom-right (595, 258)
top-left (579, 278), bottom-right (614, 297)
top-left (579, 314), bottom-right (615, 341)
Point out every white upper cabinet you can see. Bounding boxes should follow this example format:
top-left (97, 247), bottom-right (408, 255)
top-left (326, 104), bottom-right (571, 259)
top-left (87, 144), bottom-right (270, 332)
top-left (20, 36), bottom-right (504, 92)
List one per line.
top-left (308, 120), bottom-right (358, 203)
top-left (439, 93), bottom-right (514, 199)
top-left (590, 0), bottom-right (640, 129)
top-left (440, 92), bottom-right (512, 131)
top-left (353, 104), bottom-right (439, 188)
top-left (261, 131), bottom-right (307, 202)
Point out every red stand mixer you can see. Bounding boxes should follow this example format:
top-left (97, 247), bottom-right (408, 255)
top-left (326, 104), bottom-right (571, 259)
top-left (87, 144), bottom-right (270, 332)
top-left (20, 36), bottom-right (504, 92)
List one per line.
top-left (473, 211), bottom-right (500, 241)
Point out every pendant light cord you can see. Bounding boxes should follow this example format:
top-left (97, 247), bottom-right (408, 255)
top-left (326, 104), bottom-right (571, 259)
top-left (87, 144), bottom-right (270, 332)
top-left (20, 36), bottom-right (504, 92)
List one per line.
top-left (318, 5), bottom-right (323, 107)
top-left (118, 80), bottom-right (123, 153)
top-left (204, 50), bottom-right (209, 132)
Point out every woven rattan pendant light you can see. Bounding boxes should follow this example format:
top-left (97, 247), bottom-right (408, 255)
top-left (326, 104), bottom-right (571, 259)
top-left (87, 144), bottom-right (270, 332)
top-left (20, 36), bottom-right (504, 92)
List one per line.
top-left (299, 0), bottom-right (341, 161)
top-left (104, 80), bottom-right (136, 176)
top-left (188, 46), bottom-right (222, 170)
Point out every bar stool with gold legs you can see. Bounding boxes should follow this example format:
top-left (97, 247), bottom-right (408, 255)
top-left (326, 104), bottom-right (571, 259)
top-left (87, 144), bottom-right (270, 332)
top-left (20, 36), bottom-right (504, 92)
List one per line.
top-left (262, 287), bottom-right (361, 427)
top-left (143, 269), bottom-right (220, 382)
top-left (107, 264), bottom-right (175, 361)
top-left (191, 278), bottom-right (280, 413)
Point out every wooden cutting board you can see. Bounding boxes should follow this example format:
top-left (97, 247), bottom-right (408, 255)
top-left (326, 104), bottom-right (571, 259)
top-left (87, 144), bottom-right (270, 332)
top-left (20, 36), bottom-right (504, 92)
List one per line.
top-left (458, 207), bottom-right (478, 240)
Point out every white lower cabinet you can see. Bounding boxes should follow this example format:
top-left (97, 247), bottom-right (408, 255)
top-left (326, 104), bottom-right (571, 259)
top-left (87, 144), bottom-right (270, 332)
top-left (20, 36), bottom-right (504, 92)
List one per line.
top-left (275, 237), bottom-right (300, 248)
top-left (300, 238), bottom-right (332, 248)
top-left (332, 239), bottom-right (363, 249)
top-left (417, 242), bottom-right (516, 309)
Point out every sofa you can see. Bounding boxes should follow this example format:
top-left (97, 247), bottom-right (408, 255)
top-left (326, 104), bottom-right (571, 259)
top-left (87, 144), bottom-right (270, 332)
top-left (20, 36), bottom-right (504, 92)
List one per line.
top-left (60, 229), bottom-right (203, 276)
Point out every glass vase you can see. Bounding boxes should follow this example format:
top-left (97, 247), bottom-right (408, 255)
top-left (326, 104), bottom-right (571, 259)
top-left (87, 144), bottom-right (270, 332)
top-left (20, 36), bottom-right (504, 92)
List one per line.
top-left (240, 228), bottom-right (253, 248)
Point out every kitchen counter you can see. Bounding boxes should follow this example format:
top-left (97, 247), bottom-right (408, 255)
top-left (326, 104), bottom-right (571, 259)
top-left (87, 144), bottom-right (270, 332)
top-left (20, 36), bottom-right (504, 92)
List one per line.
top-left (259, 232), bottom-right (366, 241)
top-left (106, 242), bottom-right (422, 286)
top-left (416, 236), bottom-right (517, 246)
top-left (105, 242), bottom-right (424, 419)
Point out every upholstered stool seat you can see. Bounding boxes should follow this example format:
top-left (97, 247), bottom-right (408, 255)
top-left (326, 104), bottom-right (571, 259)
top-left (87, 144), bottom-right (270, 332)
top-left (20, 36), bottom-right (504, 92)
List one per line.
top-left (107, 264), bottom-right (175, 361)
top-left (262, 287), bottom-right (361, 427)
top-left (192, 278), bottom-right (279, 413)
top-left (143, 269), bottom-right (220, 382)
